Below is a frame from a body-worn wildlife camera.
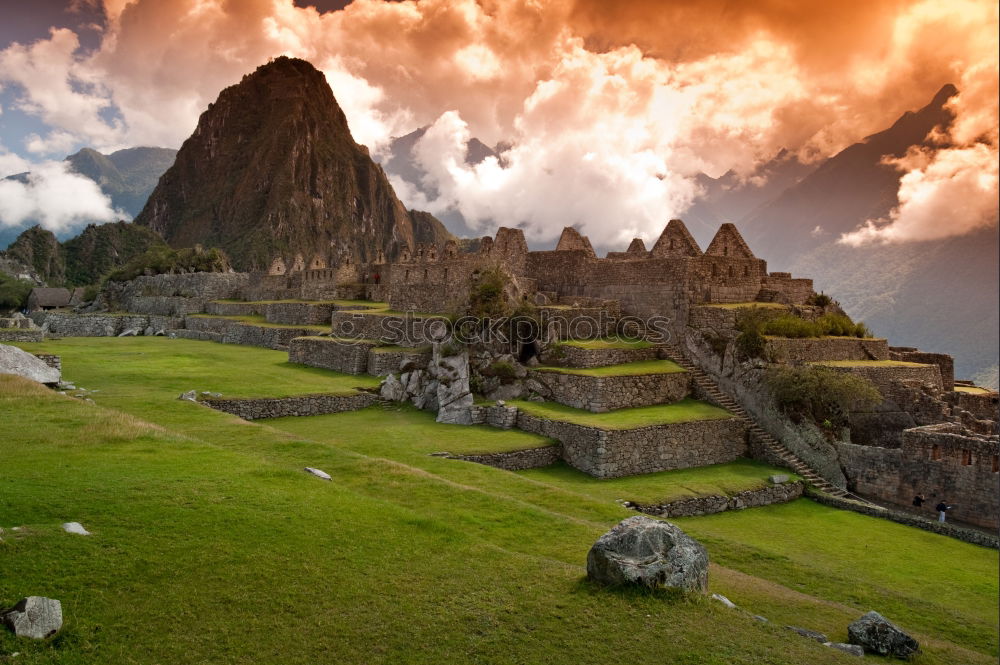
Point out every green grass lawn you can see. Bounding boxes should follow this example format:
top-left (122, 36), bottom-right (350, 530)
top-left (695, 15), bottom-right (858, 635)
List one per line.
top-left (810, 360), bottom-right (931, 368)
top-left (187, 313), bottom-right (330, 332)
top-left (509, 398), bottom-right (733, 429)
top-left (557, 337), bottom-right (652, 350)
top-left (535, 359), bottom-right (684, 377)
top-left (16, 337), bottom-right (380, 398)
top-left (3, 337), bottom-right (996, 664)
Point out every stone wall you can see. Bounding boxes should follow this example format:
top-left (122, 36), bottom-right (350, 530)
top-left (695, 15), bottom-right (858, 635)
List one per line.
top-left (288, 337), bottom-right (376, 374)
top-left (443, 445), bottom-right (562, 471)
top-left (515, 411), bottom-right (747, 478)
top-left (183, 316), bottom-right (315, 350)
top-left (264, 302), bottom-right (335, 326)
top-left (528, 368), bottom-right (689, 412)
top-left (767, 337), bottom-right (890, 363)
top-left (547, 344), bottom-right (661, 369)
top-left (890, 347), bottom-right (955, 391)
top-left (200, 392), bottom-right (378, 420)
top-left (103, 272), bottom-right (249, 315)
top-left (947, 390), bottom-right (999, 422)
top-left (820, 362), bottom-right (943, 393)
top-left (33, 353), bottom-right (61, 372)
top-left (34, 312), bottom-right (182, 337)
top-left (806, 489), bottom-right (999, 550)
top-left (366, 348), bottom-right (431, 377)
top-left (204, 301), bottom-right (261, 316)
top-left (0, 329), bottom-right (43, 342)
top-left (836, 423), bottom-right (999, 530)
top-left (633, 481), bottom-right (804, 517)
top-left (469, 403), bottom-right (520, 428)
top-left (331, 311), bottom-right (447, 347)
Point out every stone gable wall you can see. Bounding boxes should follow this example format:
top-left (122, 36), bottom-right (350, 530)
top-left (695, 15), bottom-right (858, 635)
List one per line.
top-left (947, 390), bottom-right (999, 422)
top-left (528, 369), bottom-right (690, 412)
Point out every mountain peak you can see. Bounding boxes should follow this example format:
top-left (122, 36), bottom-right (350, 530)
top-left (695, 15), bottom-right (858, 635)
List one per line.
top-left (135, 57), bottom-right (451, 271)
top-left (931, 83), bottom-right (959, 108)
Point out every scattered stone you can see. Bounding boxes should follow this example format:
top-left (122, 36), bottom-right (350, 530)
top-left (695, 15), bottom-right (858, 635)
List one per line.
top-left (304, 467), bottom-right (331, 481)
top-left (154, 329), bottom-right (166, 336)
top-left (61, 522), bottom-right (90, 535)
top-left (753, 615), bottom-right (769, 623)
top-left (711, 593), bottom-right (736, 609)
top-left (178, 390), bottom-right (197, 401)
top-left (769, 474), bottom-right (790, 484)
top-left (786, 625), bottom-right (828, 643)
top-left (56, 381), bottom-right (76, 390)
top-left (117, 328), bottom-right (139, 337)
top-left (143, 326), bottom-right (154, 336)
top-left (825, 642), bottom-right (864, 657)
top-left (586, 516), bottom-right (708, 592)
top-left (848, 611), bottom-right (920, 659)
top-left (1, 597), bottom-right (63, 639)
top-left (0, 344), bottom-right (61, 385)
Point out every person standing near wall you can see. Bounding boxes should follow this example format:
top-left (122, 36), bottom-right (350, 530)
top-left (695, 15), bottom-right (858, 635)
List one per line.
top-left (936, 500), bottom-right (951, 523)
top-left (913, 493), bottom-right (926, 509)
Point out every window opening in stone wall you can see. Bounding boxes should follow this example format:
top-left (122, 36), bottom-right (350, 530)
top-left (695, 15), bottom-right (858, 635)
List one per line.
top-left (728, 265), bottom-right (734, 278)
top-left (723, 246), bottom-right (729, 256)
top-left (424, 269), bottom-right (428, 281)
top-left (711, 263), bottom-right (719, 277)
top-left (744, 266), bottom-right (749, 277)
top-left (993, 455), bottom-right (999, 473)
top-left (961, 449), bottom-right (972, 465)
top-left (404, 270), bottom-right (409, 282)
top-left (444, 268), bottom-right (448, 280)
top-left (931, 444), bottom-right (941, 460)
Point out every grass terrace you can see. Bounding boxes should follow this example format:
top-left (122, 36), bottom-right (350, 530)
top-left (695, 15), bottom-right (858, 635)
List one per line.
top-left (556, 337), bottom-right (653, 350)
top-left (509, 398), bottom-right (733, 429)
top-left (293, 335), bottom-right (380, 345)
top-left (211, 298), bottom-right (389, 309)
top-left (535, 359), bottom-right (685, 377)
top-left (955, 385), bottom-right (993, 395)
top-left (701, 302), bottom-right (788, 310)
top-left (810, 360), bottom-right (931, 368)
top-left (518, 459), bottom-right (800, 506)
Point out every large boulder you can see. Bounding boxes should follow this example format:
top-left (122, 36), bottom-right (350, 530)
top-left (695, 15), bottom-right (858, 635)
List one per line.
top-left (434, 346), bottom-right (473, 424)
top-left (1, 596), bottom-right (63, 639)
top-left (848, 611), bottom-right (920, 659)
top-left (586, 516), bottom-right (708, 592)
top-left (0, 344), bottom-right (60, 385)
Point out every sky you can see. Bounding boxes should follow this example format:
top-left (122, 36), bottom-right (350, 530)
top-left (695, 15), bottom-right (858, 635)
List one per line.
top-left (0, 0), bottom-right (997, 247)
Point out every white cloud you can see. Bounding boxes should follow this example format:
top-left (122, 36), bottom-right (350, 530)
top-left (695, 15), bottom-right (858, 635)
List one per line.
top-left (0, 160), bottom-right (127, 233)
top-left (25, 130), bottom-right (81, 156)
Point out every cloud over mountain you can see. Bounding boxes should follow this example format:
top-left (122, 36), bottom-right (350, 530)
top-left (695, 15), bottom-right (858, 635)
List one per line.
top-left (0, 0), bottom-right (996, 247)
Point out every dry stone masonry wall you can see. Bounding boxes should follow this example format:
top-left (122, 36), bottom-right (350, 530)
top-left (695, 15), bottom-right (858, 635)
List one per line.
top-left (528, 369), bottom-right (689, 412)
top-left (200, 392), bottom-right (378, 420)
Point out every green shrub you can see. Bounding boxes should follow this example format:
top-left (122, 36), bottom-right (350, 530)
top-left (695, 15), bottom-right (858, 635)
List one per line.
top-left (807, 292), bottom-right (833, 308)
top-left (0, 273), bottom-right (33, 310)
top-left (735, 329), bottom-right (766, 359)
top-left (487, 361), bottom-right (518, 384)
top-left (106, 245), bottom-right (231, 283)
top-left (752, 312), bottom-right (872, 339)
top-left (765, 366), bottom-right (882, 427)
top-left (467, 266), bottom-right (509, 319)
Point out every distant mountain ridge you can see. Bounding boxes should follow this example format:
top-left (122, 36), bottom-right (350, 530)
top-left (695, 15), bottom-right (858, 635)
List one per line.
top-left (0, 146), bottom-right (177, 251)
top-left (686, 83), bottom-right (998, 384)
top-left (135, 56), bottom-right (453, 271)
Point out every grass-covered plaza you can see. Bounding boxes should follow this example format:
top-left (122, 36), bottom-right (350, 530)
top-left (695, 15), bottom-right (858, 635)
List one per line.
top-left (1, 337), bottom-right (996, 664)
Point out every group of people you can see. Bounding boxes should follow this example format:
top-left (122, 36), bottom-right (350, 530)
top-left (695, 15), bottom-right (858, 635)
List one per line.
top-left (912, 494), bottom-right (954, 523)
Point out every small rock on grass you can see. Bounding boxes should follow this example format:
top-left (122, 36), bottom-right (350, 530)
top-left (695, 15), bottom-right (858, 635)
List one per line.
top-left (305, 467), bottom-right (331, 481)
top-left (62, 522), bottom-right (90, 535)
top-left (786, 625), bottom-right (828, 643)
top-left (825, 642), bottom-right (864, 657)
top-left (1, 597), bottom-right (62, 639)
top-left (711, 593), bottom-right (736, 609)
top-left (848, 611), bottom-right (920, 659)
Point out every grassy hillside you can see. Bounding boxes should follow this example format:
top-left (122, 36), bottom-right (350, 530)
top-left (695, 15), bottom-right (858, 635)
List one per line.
top-left (3, 337), bottom-right (996, 664)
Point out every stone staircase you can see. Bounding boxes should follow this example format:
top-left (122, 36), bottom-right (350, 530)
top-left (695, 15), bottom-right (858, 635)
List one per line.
top-left (661, 342), bottom-right (849, 498)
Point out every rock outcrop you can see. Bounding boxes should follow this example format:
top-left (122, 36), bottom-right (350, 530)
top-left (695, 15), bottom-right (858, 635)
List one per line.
top-left (135, 56), bottom-right (452, 271)
top-left (1, 597), bottom-right (63, 640)
top-left (847, 611), bottom-right (920, 659)
top-left (381, 343), bottom-right (473, 424)
top-left (0, 344), bottom-right (60, 385)
top-left (586, 516), bottom-right (708, 591)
